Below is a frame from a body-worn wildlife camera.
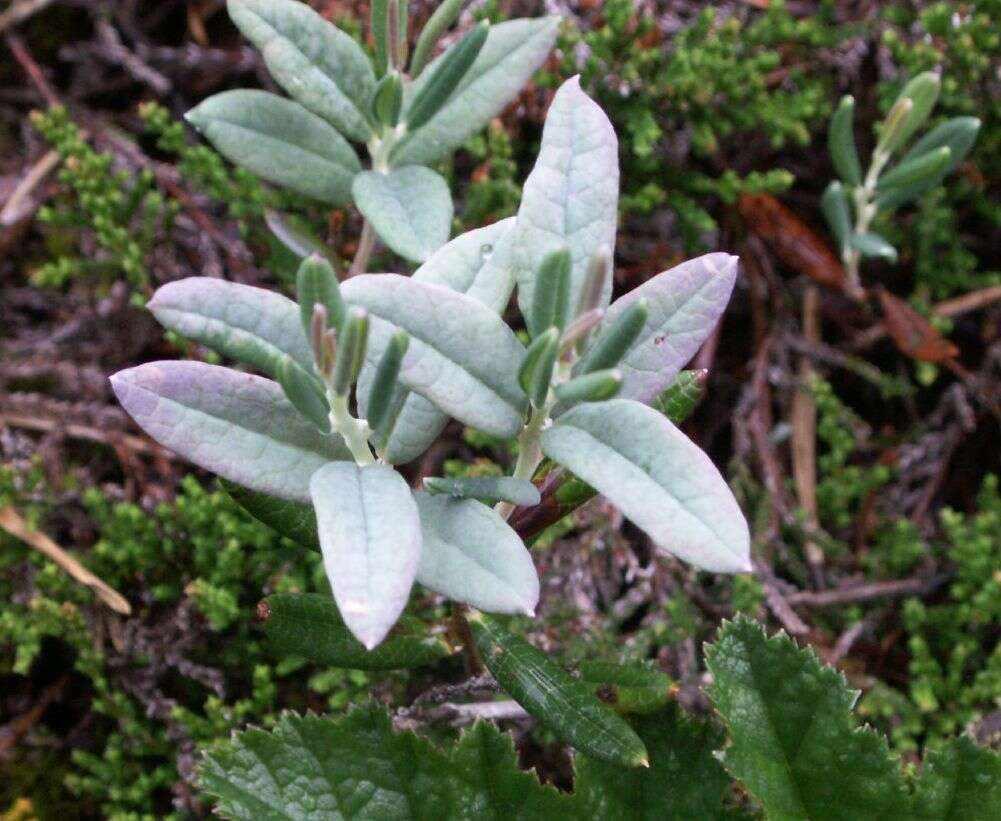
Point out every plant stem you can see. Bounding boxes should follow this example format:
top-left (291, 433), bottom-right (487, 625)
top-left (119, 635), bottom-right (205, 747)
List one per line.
top-left (844, 147), bottom-right (890, 295)
top-left (349, 219), bottom-right (376, 277)
top-left (328, 391), bottom-right (375, 465)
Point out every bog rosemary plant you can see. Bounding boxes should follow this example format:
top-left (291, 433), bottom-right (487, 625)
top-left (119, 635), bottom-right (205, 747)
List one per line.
top-left (184, 0), bottom-right (558, 271)
top-left (822, 71), bottom-right (980, 295)
top-left (112, 54), bottom-right (750, 765)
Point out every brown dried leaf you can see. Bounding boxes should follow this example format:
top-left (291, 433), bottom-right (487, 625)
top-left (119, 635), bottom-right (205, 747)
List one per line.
top-left (877, 289), bottom-right (959, 363)
top-left (738, 193), bottom-right (847, 293)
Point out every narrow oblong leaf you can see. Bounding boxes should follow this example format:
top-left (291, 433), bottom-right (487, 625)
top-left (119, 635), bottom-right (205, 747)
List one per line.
top-left (365, 329), bottom-right (409, 435)
top-left (222, 479), bottom-right (319, 551)
top-left (186, 90), bottom-right (360, 205)
top-left (277, 355), bottom-right (330, 432)
top-left (707, 617), bottom-right (913, 821)
top-left (259, 593), bottom-right (452, 670)
top-left (296, 254), bottom-right (345, 337)
top-left (405, 21), bottom-right (488, 132)
top-left (530, 247), bottom-right (572, 337)
top-left (849, 231), bottom-right (898, 262)
top-left (265, 209), bottom-right (337, 267)
top-left (577, 299), bottom-right (647, 375)
top-left (540, 399), bottom-right (750, 573)
top-left (310, 462), bottom-right (421, 649)
top-left (415, 493), bottom-right (539, 614)
top-left (149, 277), bottom-right (313, 378)
top-left (878, 146), bottom-right (951, 191)
top-left (518, 327), bottom-right (559, 409)
top-left (554, 369), bottom-right (622, 405)
top-left (821, 181), bottom-right (852, 252)
top-left (365, 219), bottom-right (518, 464)
top-left (876, 97), bottom-right (914, 155)
top-left (468, 612), bottom-right (649, 768)
top-left (592, 253), bottom-right (738, 404)
top-left (577, 661), bottom-right (676, 715)
top-left (393, 17), bottom-right (559, 166)
top-left (370, 70), bottom-right (404, 129)
top-left (423, 475), bottom-right (540, 507)
top-left (514, 76), bottom-right (620, 326)
top-left (343, 274), bottom-right (527, 439)
top-left (332, 307), bottom-right (369, 396)
top-left (883, 71), bottom-right (941, 153)
top-left (352, 167), bottom-right (453, 263)
top-left (828, 95), bottom-right (861, 186)
top-left (111, 362), bottom-right (349, 502)
top-left (371, 0), bottom-right (389, 76)
top-left (409, 0), bottom-right (463, 77)
top-left (227, 0), bottom-right (375, 142)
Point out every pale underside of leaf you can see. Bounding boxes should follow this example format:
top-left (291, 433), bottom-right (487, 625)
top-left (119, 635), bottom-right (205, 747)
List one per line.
top-left (227, 0), bottom-right (374, 142)
top-left (514, 75), bottom-right (619, 336)
top-left (351, 167), bottom-right (453, 263)
top-left (367, 219), bottom-right (517, 464)
top-left (414, 492), bottom-right (539, 615)
top-left (110, 361), bottom-right (349, 502)
top-left (592, 253), bottom-right (739, 405)
top-left (149, 277), bottom-right (314, 378)
top-left (342, 274), bottom-right (527, 440)
top-left (310, 462), bottom-right (421, 650)
top-left (186, 89), bottom-right (360, 205)
top-left (392, 17), bottom-right (560, 166)
top-left (540, 399), bottom-right (750, 573)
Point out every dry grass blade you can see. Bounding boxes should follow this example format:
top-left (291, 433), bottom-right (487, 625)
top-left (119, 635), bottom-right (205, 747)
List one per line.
top-left (0, 506), bottom-right (132, 614)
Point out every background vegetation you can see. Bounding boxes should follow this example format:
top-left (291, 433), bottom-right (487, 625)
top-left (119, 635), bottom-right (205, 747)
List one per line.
top-left (1, 0), bottom-right (998, 817)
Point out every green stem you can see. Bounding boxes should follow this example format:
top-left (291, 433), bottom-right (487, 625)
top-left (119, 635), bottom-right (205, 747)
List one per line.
top-left (328, 391), bottom-right (375, 466)
top-left (844, 147), bottom-right (890, 296)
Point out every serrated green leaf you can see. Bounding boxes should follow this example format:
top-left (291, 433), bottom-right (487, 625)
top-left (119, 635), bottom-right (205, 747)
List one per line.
top-left (423, 475), bottom-right (540, 507)
top-left (393, 17), bottom-right (559, 166)
top-left (514, 76), bottom-right (619, 329)
top-left (198, 706), bottom-right (569, 819)
top-left (592, 253), bottom-right (738, 404)
top-left (913, 736), bottom-right (1001, 821)
top-left (469, 612), bottom-right (648, 768)
top-left (414, 492), bottom-right (539, 615)
top-left (186, 90), bottom-right (361, 205)
top-left (221, 479), bottom-right (319, 551)
top-left (310, 462), bottom-right (421, 649)
top-left (572, 703), bottom-right (740, 820)
top-left (541, 399), bottom-right (750, 573)
top-left (148, 277), bottom-right (313, 378)
top-left (706, 617), bottom-right (913, 821)
top-left (227, 0), bottom-right (375, 142)
top-left (352, 167), bottom-right (453, 263)
top-left (111, 362), bottom-right (349, 502)
top-left (260, 593), bottom-right (452, 670)
top-left (650, 369), bottom-right (707, 423)
top-left (343, 274), bottom-right (527, 439)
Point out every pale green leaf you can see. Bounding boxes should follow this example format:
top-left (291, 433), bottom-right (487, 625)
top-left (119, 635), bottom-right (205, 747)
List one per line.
top-left (513, 76), bottom-right (620, 334)
top-left (352, 167), bottom-right (453, 263)
top-left (186, 90), bottom-right (360, 205)
top-left (110, 361), bottom-right (349, 502)
top-left (414, 491), bottom-right (539, 615)
top-left (392, 17), bottom-right (559, 166)
top-left (148, 277), bottom-right (314, 378)
top-left (227, 0), bottom-right (375, 142)
top-left (310, 462), bottom-right (421, 650)
top-left (343, 274), bottom-right (527, 439)
top-left (540, 398), bottom-right (750, 573)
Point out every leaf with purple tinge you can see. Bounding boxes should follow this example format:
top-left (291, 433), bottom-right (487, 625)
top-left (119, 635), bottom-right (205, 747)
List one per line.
top-left (541, 398), bottom-right (750, 574)
top-left (514, 76), bottom-right (619, 337)
top-left (310, 462), bottom-right (421, 649)
top-left (590, 253), bottom-right (739, 405)
top-left (149, 278), bottom-right (314, 379)
top-left (110, 361), bottom-right (349, 502)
